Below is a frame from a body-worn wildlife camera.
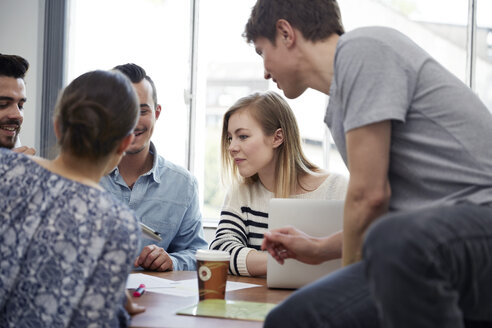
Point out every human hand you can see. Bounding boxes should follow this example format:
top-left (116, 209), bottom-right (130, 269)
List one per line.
top-left (125, 290), bottom-right (145, 315)
top-left (261, 226), bottom-right (324, 265)
top-left (13, 146), bottom-right (36, 155)
top-left (134, 245), bottom-right (174, 271)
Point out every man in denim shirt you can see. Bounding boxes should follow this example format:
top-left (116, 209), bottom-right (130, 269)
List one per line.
top-left (101, 63), bottom-right (207, 271)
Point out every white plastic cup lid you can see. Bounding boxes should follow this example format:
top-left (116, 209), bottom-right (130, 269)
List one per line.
top-left (195, 249), bottom-right (230, 262)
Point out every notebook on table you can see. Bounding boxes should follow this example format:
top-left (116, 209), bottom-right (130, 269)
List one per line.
top-left (266, 198), bottom-right (344, 289)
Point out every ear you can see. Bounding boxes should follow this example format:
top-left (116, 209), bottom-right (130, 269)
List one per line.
top-left (54, 117), bottom-right (61, 140)
top-left (275, 19), bottom-right (296, 47)
top-left (116, 133), bottom-right (134, 155)
top-left (272, 128), bottom-right (284, 148)
top-left (155, 104), bottom-right (162, 120)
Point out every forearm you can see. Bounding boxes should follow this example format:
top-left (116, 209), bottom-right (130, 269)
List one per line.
top-left (343, 120), bottom-right (392, 266)
top-left (167, 203), bottom-right (208, 271)
top-left (318, 231), bottom-right (343, 261)
top-left (245, 250), bottom-right (267, 276)
top-left (342, 188), bottom-right (389, 266)
top-left (210, 236), bottom-right (252, 276)
top-left (167, 250), bottom-right (196, 271)
top-left (342, 211), bottom-right (366, 266)
top-left (167, 225), bottom-right (209, 271)
top-left (210, 211), bottom-right (253, 275)
top-left (209, 223), bottom-right (248, 256)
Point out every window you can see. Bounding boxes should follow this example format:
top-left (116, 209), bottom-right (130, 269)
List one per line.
top-left (341, 0), bottom-right (468, 80)
top-left (65, 0), bottom-right (491, 226)
top-left (476, 0), bottom-right (492, 111)
top-left (66, 0), bottom-right (192, 166)
top-left (194, 0), bottom-right (342, 223)
top-left (362, 0), bottom-right (491, 112)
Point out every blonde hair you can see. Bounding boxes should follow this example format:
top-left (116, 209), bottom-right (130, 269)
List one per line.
top-left (221, 91), bottom-right (319, 198)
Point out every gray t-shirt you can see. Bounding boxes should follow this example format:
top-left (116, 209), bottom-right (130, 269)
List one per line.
top-left (325, 26), bottom-right (492, 212)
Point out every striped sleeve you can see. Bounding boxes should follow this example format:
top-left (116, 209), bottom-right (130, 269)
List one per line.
top-left (210, 209), bottom-right (251, 276)
top-left (209, 206), bottom-right (268, 276)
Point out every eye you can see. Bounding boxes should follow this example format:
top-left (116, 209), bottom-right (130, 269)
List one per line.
top-left (239, 135), bottom-right (248, 140)
top-left (226, 136), bottom-right (232, 143)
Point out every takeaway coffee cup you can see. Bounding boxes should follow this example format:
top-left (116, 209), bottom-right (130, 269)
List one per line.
top-left (195, 250), bottom-right (230, 301)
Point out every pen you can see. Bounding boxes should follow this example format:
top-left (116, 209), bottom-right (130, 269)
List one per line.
top-left (133, 283), bottom-right (146, 297)
top-left (139, 222), bottom-right (162, 242)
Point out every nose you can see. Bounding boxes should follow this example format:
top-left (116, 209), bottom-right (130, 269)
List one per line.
top-left (228, 139), bottom-right (239, 153)
top-left (6, 103), bottom-right (23, 121)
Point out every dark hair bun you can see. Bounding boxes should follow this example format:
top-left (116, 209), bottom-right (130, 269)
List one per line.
top-left (55, 70), bottom-right (139, 160)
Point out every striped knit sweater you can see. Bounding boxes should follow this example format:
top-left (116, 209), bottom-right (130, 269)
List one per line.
top-left (209, 174), bottom-right (348, 276)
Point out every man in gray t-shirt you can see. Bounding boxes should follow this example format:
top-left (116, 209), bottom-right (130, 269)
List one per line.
top-left (325, 26), bottom-right (492, 212)
top-left (244, 1), bottom-right (492, 327)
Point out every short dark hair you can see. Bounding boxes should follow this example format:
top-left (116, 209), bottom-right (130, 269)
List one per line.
top-left (113, 63), bottom-right (158, 109)
top-left (0, 53), bottom-right (29, 79)
top-left (55, 70), bottom-right (139, 160)
top-left (244, 0), bottom-right (344, 44)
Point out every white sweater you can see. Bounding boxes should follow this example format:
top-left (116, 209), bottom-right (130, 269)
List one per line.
top-left (209, 174), bottom-right (348, 276)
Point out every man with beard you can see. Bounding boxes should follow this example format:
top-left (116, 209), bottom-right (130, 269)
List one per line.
top-left (100, 63), bottom-right (207, 272)
top-left (0, 53), bottom-right (35, 155)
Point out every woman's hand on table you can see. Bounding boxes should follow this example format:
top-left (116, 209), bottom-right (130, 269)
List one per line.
top-left (125, 290), bottom-right (145, 315)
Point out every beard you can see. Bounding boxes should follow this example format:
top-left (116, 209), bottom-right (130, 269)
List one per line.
top-left (125, 145), bottom-right (146, 155)
top-left (0, 137), bottom-right (17, 149)
top-left (0, 118), bottom-right (21, 149)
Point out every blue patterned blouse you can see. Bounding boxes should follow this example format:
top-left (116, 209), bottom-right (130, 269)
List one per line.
top-left (0, 149), bottom-right (140, 327)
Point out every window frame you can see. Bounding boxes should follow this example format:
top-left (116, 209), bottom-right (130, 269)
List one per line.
top-left (50, 0), bottom-right (486, 226)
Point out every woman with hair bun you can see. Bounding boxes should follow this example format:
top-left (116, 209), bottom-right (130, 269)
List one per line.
top-left (0, 70), bottom-right (142, 327)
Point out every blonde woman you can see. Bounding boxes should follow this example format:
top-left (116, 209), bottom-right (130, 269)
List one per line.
top-left (209, 91), bottom-right (347, 276)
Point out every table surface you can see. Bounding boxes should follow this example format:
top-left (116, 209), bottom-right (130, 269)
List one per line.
top-left (129, 271), bottom-right (294, 328)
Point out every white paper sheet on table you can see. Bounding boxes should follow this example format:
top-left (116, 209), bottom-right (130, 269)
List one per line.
top-left (126, 273), bottom-right (178, 289)
top-left (126, 273), bottom-right (261, 297)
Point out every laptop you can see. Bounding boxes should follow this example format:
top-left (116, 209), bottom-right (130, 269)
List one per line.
top-left (266, 198), bottom-right (344, 289)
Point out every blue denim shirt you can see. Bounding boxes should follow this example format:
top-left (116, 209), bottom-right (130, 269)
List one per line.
top-left (100, 143), bottom-right (208, 271)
